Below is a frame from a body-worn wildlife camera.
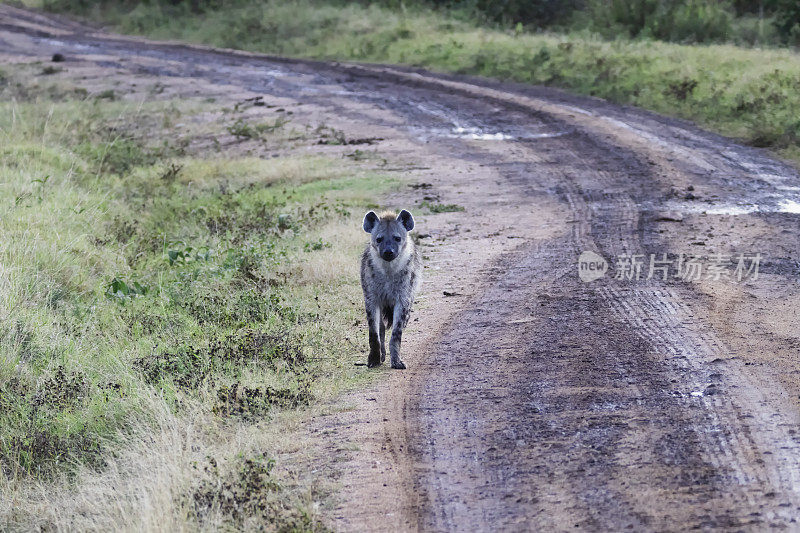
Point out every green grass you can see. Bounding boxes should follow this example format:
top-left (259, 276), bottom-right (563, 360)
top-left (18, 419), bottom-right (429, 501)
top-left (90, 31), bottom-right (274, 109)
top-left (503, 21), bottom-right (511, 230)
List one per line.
top-left (0, 63), bottom-right (392, 530)
top-left (420, 201), bottom-right (465, 213)
top-left (39, 0), bottom-right (800, 163)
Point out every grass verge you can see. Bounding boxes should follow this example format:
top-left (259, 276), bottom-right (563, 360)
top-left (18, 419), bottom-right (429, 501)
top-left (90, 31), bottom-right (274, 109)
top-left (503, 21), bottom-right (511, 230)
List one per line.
top-left (0, 60), bottom-right (392, 530)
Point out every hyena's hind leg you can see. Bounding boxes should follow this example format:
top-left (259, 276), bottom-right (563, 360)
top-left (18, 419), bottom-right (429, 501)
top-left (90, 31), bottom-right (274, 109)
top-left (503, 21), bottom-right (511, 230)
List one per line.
top-left (389, 303), bottom-right (409, 369)
top-left (367, 307), bottom-right (382, 368)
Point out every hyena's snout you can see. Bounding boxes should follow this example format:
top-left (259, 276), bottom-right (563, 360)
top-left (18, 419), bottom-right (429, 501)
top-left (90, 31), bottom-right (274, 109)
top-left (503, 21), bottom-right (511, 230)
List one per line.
top-left (378, 239), bottom-right (399, 261)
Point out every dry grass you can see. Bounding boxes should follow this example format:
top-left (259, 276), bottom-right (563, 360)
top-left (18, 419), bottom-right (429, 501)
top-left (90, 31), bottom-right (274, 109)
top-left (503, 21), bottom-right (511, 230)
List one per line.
top-left (4, 398), bottom-right (331, 531)
top-left (297, 221), bottom-right (366, 286)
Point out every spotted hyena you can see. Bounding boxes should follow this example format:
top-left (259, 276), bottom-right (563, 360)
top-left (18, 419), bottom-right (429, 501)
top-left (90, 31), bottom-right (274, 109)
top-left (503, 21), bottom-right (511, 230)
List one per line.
top-left (360, 210), bottom-right (421, 369)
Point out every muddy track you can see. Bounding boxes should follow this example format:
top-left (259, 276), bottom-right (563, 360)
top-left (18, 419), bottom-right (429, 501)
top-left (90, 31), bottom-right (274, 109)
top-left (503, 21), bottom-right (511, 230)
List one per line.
top-left (4, 5), bottom-right (800, 531)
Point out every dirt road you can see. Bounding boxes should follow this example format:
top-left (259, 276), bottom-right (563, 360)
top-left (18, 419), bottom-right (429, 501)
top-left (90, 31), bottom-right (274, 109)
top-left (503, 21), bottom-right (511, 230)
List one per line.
top-left (4, 5), bottom-right (800, 530)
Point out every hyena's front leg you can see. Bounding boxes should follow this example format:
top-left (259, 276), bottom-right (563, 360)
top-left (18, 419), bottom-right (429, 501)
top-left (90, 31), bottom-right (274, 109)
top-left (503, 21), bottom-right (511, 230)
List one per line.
top-left (389, 303), bottom-right (410, 369)
top-left (367, 306), bottom-right (382, 368)
top-left (379, 319), bottom-right (386, 363)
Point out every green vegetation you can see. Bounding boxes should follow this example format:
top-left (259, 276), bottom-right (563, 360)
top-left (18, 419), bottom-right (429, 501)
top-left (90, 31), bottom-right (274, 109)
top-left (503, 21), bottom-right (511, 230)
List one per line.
top-left (227, 116), bottom-right (291, 139)
top-left (0, 63), bottom-right (391, 529)
top-left (33, 0), bottom-right (800, 163)
top-left (418, 0), bottom-right (796, 45)
top-left (421, 202), bottom-right (465, 213)
top-left (38, 0), bottom-right (800, 45)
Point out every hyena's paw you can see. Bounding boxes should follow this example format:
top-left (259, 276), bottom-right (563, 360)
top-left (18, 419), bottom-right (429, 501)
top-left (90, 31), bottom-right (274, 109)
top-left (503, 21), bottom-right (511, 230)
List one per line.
top-left (391, 360), bottom-right (406, 370)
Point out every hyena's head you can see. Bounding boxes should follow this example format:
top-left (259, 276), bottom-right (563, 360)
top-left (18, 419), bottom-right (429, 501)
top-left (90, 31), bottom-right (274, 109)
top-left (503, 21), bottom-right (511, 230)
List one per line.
top-left (363, 210), bottom-right (414, 262)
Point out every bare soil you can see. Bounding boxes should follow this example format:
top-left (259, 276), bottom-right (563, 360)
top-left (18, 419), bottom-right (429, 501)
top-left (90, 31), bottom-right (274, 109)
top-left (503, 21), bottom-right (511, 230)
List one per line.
top-left (4, 5), bottom-right (800, 530)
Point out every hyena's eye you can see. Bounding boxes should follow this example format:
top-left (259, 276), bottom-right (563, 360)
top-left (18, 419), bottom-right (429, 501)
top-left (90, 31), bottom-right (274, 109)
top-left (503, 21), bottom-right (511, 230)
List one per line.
top-left (393, 236), bottom-right (401, 242)
top-left (376, 237), bottom-right (383, 243)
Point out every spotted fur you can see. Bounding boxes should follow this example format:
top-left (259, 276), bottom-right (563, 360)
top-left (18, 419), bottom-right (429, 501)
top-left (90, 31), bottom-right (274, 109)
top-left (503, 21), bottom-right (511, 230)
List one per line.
top-left (360, 210), bottom-right (422, 369)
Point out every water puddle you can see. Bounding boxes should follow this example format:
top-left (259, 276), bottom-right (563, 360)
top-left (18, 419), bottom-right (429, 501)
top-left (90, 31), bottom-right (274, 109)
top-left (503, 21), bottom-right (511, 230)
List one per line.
top-left (40, 37), bottom-right (99, 53)
top-left (449, 126), bottom-right (514, 140)
top-left (673, 199), bottom-right (800, 216)
top-left (701, 204), bottom-right (760, 216)
top-left (778, 199), bottom-right (800, 214)
top-left (444, 127), bottom-right (570, 141)
top-left (407, 101), bottom-right (567, 141)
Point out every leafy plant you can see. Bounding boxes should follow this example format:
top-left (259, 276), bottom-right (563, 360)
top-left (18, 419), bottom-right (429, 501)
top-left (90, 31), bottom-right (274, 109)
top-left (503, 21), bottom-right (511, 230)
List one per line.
top-left (166, 242), bottom-right (212, 265)
top-left (303, 238), bottom-right (330, 252)
top-left (106, 277), bottom-right (149, 303)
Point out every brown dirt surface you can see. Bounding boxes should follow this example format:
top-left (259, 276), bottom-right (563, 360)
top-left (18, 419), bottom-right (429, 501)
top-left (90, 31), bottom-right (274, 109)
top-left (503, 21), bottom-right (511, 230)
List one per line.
top-left (4, 4), bottom-right (800, 530)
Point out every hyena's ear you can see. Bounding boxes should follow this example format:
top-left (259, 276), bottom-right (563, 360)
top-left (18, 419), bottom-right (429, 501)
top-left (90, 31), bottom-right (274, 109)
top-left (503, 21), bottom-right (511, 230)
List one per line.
top-left (397, 209), bottom-right (414, 232)
top-left (363, 211), bottom-right (379, 233)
